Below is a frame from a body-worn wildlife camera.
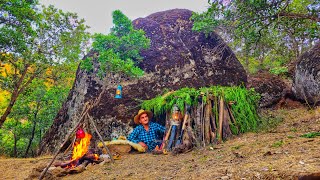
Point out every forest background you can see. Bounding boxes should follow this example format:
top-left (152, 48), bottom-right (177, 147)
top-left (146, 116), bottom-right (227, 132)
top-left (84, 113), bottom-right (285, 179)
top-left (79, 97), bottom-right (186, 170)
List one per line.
top-left (0, 0), bottom-right (318, 157)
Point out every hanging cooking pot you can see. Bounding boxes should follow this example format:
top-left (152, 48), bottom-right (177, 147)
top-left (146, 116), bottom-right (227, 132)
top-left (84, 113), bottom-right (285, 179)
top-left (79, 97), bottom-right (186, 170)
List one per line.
top-left (76, 128), bottom-right (85, 139)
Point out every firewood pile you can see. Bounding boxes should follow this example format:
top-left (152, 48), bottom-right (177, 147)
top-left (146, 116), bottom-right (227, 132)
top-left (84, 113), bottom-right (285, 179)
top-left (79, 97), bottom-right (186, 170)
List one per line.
top-left (162, 95), bottom-right (238, 154)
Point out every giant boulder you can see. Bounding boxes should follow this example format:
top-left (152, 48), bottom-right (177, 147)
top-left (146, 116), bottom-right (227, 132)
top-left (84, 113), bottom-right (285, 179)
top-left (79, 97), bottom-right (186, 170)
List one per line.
top-left (293, 43), bottom-right (320, 105)
top-left (38, 9), bottom-right (247, 154)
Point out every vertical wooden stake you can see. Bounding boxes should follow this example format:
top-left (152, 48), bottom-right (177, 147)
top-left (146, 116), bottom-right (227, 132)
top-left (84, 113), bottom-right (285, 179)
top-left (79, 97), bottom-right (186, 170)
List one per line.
top-left (162, 124), bottom-right (172, 150)
top-left (204, 98), bottom-right (211, 145)
top-left (87, 115), bottom-right (114, 163)
top-left (222, 101), bottom-right (233, 139)
top-left (195, 103), bottom-right (202, 144)
top-left (201, 96), bottom-right (205, 147)
top-left (218, 96), bottom-right (224, 143)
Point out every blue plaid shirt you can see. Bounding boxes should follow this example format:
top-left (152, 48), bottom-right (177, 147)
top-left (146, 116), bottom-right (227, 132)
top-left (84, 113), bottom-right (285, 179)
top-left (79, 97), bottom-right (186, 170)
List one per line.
top-left (128, 122), bottom-right (165, 151)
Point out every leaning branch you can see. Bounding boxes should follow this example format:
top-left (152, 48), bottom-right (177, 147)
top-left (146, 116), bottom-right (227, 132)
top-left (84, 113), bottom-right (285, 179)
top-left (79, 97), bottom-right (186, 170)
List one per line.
top-left (277, 12), bottom-right (320, 22)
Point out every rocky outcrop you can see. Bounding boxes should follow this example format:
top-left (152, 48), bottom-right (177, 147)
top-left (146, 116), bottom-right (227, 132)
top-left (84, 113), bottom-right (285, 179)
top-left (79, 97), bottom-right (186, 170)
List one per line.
top-left (247, 72), bottom-right (291, 108)
top-left (293, 43), bottom-right (320, 105)
top-left (38, 9), bottom-right (247, 154)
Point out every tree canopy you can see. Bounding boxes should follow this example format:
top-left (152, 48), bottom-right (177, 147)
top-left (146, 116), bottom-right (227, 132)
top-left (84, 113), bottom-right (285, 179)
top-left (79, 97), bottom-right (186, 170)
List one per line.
top-left (81, 10), bottom-right (150, 78)
top-left (192, 0), bottom-right (319, 73)
top-left (0, 0), bottom-right (90, 127)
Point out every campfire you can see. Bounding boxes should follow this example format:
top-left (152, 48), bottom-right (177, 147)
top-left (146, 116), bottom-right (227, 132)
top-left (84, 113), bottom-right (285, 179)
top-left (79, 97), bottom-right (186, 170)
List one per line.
top-left (57, 131), bottom-right (101, 169)
top-left (35, 128), bottom-right (109, 180)
top-left (37, 109), bottom-right (114, 180)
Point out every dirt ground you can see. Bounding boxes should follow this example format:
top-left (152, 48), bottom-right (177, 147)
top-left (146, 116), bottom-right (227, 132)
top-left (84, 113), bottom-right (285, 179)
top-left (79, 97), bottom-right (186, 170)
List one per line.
top-left (1, 107), bottom-right (320, 180)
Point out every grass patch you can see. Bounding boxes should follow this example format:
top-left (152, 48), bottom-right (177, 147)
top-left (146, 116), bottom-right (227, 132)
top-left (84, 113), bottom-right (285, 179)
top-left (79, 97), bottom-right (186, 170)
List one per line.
top-left (287, 135), bottom-right (294, 139)
top-left (257, 111), bottom-right (283, 132)
top-left (290, 128), bottom-right (298, 132)
top-left (199, 155), bottom-right (208, 162)
top-left (231, 144), bottom-right (244, 150)
top-left (271, 140), bottom-right (284, 148)
top-left (300, 132), bottom-right (320, 138)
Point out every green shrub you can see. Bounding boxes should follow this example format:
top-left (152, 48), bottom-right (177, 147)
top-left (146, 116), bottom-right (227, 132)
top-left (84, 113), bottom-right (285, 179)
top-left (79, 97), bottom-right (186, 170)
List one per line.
top-left (269, 66), bottom-right (288, 76)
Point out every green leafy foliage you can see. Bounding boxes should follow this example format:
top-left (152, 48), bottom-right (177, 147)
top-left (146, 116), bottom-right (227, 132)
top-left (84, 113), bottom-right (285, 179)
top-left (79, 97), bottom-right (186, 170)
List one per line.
top-left (269, 66), bottom-right (289, 76)
top-left (0, 2), bottom-right (90, 127)
top-left (191, 0), bottom-right (319, 74)
top-left (0, 1), bottom-right (85, 155)
top-left (142, 86), bottom-right (260, 133)
top-left (81, 10), bottom-right (150, 78)
top-left (0, 0), bottom-right (39, 53)
top-left (0, 118), bottom-right (31, 157)
top-left (0, 78), bottom-right (71, 157)
top-left (300, 132), bottom-right (320, 138)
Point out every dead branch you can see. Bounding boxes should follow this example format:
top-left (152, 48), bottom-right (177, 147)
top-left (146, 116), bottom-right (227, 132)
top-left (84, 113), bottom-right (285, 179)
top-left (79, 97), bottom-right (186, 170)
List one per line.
top-left (87, 115), bottom-right (114, 163)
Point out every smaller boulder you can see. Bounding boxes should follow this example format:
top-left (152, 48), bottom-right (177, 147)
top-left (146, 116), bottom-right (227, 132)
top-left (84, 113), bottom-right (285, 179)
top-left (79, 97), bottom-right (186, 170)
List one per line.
top-left (247, 72), bottom-right (291, 108)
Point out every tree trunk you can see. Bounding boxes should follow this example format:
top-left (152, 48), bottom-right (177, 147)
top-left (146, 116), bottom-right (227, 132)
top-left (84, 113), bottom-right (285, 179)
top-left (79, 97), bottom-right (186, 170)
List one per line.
top-left (0, 64), bottom-right (37, 128)
top-left (244, 45), bottom-right (250, 72)
top-left (0, 92), bottom-right (19, 128)
top-left (258, 47), bottom-right (265, 71)
top-left (13, 131), bottom-right (17, 158)
top-left (25, 120), bottom-right (37, 157)
top-left (39, 128), bottom-right (42, 146)
top-left (25, 102), bottom-right (40, 157)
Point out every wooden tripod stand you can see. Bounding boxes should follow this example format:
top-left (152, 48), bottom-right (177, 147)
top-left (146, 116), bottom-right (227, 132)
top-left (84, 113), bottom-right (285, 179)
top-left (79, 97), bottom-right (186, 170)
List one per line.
top-left (39, 103), bottom-right (114, 180)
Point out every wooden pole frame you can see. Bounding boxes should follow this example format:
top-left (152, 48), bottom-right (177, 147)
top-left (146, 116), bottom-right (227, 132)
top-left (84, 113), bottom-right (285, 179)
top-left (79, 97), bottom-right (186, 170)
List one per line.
top-left (39, 104), bottom-right (115, 179)
top-left (87, 115), bottom-right (114, 163)
top-left (39, 105), bottom-right (89, 180)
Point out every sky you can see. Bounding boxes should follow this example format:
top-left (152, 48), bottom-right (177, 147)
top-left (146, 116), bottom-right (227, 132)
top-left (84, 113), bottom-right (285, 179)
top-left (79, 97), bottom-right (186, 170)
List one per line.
top-left (39, 0), bottom-right (210, 34)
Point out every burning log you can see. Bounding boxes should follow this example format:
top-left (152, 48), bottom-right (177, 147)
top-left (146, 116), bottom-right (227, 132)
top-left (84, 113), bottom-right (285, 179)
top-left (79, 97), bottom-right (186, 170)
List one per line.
top-left (53, 152), bottom-right (102, 168)
top-left (53, 159), bottom-right (76, 168)
top-left (40, 119), bottom-right (110, 179)
top-left (31, 152), bottom-right (103, 179)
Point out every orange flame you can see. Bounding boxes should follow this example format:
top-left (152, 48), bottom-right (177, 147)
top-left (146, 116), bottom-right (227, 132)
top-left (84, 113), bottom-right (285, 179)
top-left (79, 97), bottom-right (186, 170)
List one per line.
top-left (71, 133), bottom-right (92, 161)
top-left (94, 154), bottom-right (99, 160)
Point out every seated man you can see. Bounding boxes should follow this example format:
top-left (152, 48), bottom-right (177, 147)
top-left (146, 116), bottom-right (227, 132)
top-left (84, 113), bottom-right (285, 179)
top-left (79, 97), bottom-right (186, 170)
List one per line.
top-left (128, 109), bottom-right (165, 152)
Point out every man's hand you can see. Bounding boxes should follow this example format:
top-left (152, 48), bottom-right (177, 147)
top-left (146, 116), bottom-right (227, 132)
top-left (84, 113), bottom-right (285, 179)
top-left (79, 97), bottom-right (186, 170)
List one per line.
top-left (138, 142), bottom-right (148, 151)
